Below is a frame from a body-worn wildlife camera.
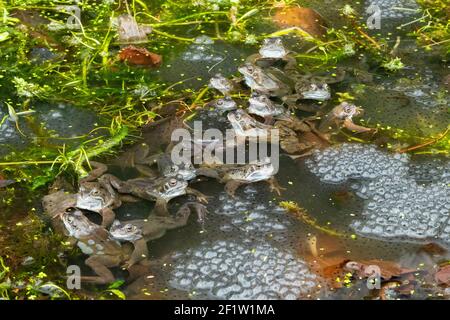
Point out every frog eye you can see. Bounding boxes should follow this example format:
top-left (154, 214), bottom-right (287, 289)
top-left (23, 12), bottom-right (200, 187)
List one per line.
top-left (169, 178), bottom-right (178, 186)
top-left (246, 65), bottom-right (254, 73)
top-left (125, 224), bottom-right (134, 232)
top-left (216, 99), bottom-right (223, 106)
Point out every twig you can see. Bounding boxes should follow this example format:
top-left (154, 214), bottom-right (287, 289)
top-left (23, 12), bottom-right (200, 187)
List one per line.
top-left (398, 126), bottom-right (450, 153)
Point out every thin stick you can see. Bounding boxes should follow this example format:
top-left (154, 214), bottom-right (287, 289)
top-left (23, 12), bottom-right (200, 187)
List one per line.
top-left (398, 127), bottom-right (450, 153)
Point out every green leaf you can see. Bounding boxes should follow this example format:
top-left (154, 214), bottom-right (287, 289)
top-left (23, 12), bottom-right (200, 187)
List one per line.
top-left (106, 289), bottom-right (126, 300)
top-left (0, 31), bottom-right (10, 42)
top-left (108, 279), bottom-right (125, 289)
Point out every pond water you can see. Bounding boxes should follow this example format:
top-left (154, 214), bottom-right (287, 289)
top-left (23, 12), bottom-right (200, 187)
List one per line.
top-left (0, 0), bottom-right (448, 300)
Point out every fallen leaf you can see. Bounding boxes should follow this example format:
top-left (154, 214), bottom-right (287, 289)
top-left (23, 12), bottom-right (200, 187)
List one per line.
top-left (118, 46), bottom-right (162, 67)
top-left (272, 6), bottom-right (328, 37)
top-left (435, 264), bottom-right (450, 286)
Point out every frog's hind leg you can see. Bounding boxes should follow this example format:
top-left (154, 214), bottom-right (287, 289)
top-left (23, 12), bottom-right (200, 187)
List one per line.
top-left (153, 198), bottom-right (170, 216)
top-left (224, 180), bottom-right (245, 198)
top-left (80, 161), bottom-right (108, 183)
top-left (99, 208), bottom-right (115, 228)
top-left (123, 239), bottom-right (149, 269)
top-left (82, 255), bottom-right (120, 284)
top-left (134, 164), bottom-right (159, 178)
top-left (177, 202), bottom-right (208, 225)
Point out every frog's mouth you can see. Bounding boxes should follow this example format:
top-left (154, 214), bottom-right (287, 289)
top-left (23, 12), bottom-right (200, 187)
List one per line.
top-left (245, 164), bottom-right (275, 182)
top-left (302, 84), bottom-right (331, 101)
top-left (302, 88), bottom-right (331, 101)
top-left (260, 49), bottom-right (286, 59)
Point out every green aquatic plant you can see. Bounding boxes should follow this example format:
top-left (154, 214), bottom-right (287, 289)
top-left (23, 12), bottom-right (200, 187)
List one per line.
top-left (413, 0), bottom-right (450, 56)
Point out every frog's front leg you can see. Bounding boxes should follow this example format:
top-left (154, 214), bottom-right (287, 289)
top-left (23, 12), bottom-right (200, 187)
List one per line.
top-left (281, 94), bottom-right (300, 111)
top-left (283, 55), bottom-right (298, 72)
top-left (267, 176), bottom-right (285, 196)
top-left (99, 207), bottom-right (115, 228)
top-left (186, 187), bottom-right (209, 204)
top-left (224, 180), bottom-right (245, 198)
top-left (81, 255), bottom-right (121, 284)
top-left (80, 161), bottom-right (108, 183)
top-left (263, 115), bottom-right (274, 125)
top-left (122, 239), bottom-right (149, 269)
top-left (153, 198), bottom-right (170, 216)
top-left (177, 202), bottom-right (208, 225)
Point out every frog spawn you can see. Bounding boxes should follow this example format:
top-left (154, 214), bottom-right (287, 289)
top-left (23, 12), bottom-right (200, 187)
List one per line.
top-left (351, 175), bottom-right (450, 242)
top-left (305, 143), bottom-right (450, 245)
top-left (305, 143), bottom-right (409, 184)
top-left (215, 186), bottom-right (289, 240)
top-left (169, 240), bottom-right (319, 300)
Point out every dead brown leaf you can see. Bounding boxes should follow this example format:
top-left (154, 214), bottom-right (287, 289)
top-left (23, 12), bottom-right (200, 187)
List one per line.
top-left (118, 46), bottom-right (162, 67)
top-left (435, 264), bottom-right (450, 286)
top-left (272, 6), bottom-right (328, 37)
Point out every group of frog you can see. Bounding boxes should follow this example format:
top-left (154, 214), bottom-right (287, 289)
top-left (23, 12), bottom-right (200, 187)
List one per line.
top-left (208, 37), bottom-right (373, 158)
top-left (40, 37), bottom-right (373, 286)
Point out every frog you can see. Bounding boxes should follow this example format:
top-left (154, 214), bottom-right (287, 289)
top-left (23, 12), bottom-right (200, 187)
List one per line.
top-left (109, 202), bottom-right (208, 267)
top-left (76, 161), bottom-right (122, 227)
top-left (293, 82), bottom-right (331, 101)
top-left (157, 153), bottom-right (197, 181)
top-left (275, 116), bottom-right (330, 158)
top-left (238, 62), bottom-right (294, 97)
top-left (227, 109), bottom-right (275, 140)
top-left (42, 190), bottom-right (78, 234)
top-left (109, 174), bottom-right (209, 217)
top-left (207, 97), bottom-right (238, 112)
top-left (318, 101), bottom-right (373, 133)
top-left (209, 73), bottom-right (237, 97)
top-left (196, 159), bottom-right (284, 197)
top-left (282, 68), bottom-right (346, 108)
top-left (247, 93), bottom-right (290, 124)
top-left (246, 37), bottom-right (297, 71)
top-left (59, 208), bottom-right (136, 284)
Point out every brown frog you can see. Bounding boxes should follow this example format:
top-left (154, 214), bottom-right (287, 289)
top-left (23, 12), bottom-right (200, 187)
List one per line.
top-left (76, 162), bottom-right (122, 227)
top-left (247, 93), bottom-right (290, 124)
top-left (227, 109), bottom-right (275, 140)
top-left (196, 159), bottom-right (284, 197)
top-left (319, 101), bottom-right (373, 133)
top-left (246, 37), bottom-right (297, 71)
top-left (107, 174), bottom-right (208, 217)
top-left (59, 208), bottom-right (138, 284)
top-left (238, 62), bottom-right (294, 97)
top-left (109, 202), bottom-right (208, 267)
top-left (275, 116), bottom-right (330, 158)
